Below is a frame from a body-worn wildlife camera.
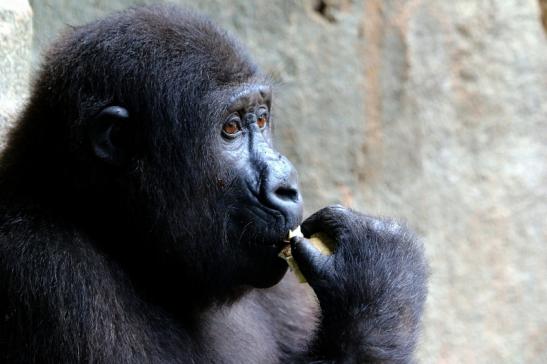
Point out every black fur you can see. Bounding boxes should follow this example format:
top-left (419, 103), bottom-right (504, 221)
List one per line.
top-left (0, 5), bottom-right (427, 363)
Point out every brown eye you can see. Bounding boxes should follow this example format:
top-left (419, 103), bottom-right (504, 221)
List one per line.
top-left (257, 114), bottom-right (268, 129)
top-left (222, 120), bottom-right (240, 136)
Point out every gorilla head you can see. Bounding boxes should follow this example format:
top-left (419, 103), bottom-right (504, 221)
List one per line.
top-left (2, 5), bottom-right (302, 307)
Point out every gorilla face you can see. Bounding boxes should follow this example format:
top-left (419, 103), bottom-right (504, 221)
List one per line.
top-left (125, 83), bottom-right (303, 292)
top-left (64, 7), bottom-right (304, 295)
top-left (214, 83), bottom-right (303, 288)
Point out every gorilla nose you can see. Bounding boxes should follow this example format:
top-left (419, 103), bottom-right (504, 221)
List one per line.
top-left (264, 164), bottom-right (303, 227)
top-left (274, 184), bottom-right (299, 204)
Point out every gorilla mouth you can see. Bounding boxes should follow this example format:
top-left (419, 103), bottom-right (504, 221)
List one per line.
top-left (247, 202), bottom-right (289, 243)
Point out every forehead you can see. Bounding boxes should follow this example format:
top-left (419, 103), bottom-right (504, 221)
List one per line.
top-left (207, 81), bottom-right (273, 114)
top-left (228, 83), bottom-right (272, 111)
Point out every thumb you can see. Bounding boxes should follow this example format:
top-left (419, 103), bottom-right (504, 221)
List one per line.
top-left (290, 236), bottom-right (329, 282)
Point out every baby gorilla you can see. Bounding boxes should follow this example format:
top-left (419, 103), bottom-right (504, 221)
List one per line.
top-left (0, 5), bottom-right (427, 363)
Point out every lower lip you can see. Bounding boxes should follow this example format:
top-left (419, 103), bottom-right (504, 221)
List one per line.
top-left (272, 240), bottom-right (290, 252)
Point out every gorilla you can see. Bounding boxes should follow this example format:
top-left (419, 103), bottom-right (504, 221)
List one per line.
top-left (0, 5), bottom-right (427, 363)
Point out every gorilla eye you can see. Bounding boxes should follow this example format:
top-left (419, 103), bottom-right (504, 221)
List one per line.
top-left (222, 118), bottom-right (241, 138)
top-left (257, 112), bottom-right (268, 130)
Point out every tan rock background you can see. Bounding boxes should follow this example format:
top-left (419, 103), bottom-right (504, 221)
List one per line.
top-left (1, 0), bottom-right (546, 362)
top-left (0, 0), bottom-right (32, 150)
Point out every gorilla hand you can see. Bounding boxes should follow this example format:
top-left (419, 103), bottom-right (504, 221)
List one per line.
top-left (290, 205), bottom-right (428, 363)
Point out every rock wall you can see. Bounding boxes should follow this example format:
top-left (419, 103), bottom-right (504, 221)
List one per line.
top-left (1, 0), bottom-right (544, 362)
top-left (0, 0), bottom-right (32, 150)
top-left (357, 2), bottom-right (547, 362)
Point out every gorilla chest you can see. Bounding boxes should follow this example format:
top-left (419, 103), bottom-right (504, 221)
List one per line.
top-left (198, 278), bottom-right (318, 363)
top-left (200, 303), bottom-right (280, 363)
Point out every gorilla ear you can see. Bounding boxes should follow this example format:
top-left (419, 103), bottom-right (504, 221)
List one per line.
top-left (88, 106), bottom-right (129, 166)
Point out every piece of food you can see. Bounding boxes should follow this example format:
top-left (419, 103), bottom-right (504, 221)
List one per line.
top-left (278, 226), bottom-right (336, 283)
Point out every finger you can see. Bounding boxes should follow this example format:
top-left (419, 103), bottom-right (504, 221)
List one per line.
top-left (301, 204), bottom-right (352, 237)
top-left (290, 236), bottom-right (330, 282)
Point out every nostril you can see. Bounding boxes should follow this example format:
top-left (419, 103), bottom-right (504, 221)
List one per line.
top-left (274, 186), bottom-right (299, 202)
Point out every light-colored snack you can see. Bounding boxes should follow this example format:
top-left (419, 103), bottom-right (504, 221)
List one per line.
top-left (278, 226), bottom-right (335, 283)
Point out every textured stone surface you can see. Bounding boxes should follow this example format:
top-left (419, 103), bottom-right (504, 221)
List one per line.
top-left (22, 0), bottom-right (547, 362)
top-left (358, 2), bottom-right (547, 362)
top-left (0, 0), bottom-right (32, 150)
